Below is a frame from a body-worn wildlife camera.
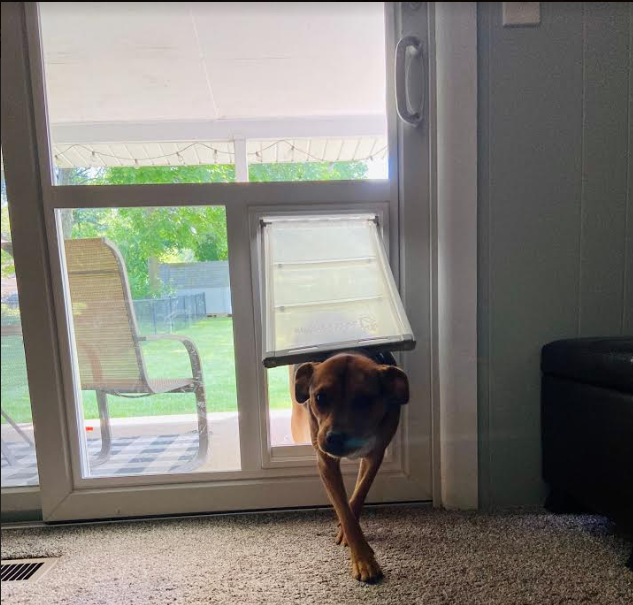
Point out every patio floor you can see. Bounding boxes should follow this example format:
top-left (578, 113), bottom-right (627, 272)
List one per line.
top-left (1, 409), bottom-right (300, 488)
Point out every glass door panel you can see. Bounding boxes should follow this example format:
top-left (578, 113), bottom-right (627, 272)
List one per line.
top-left (58, 205), bottom-right (239, 478)
top-left (1, 1), bottom-right (432, 520)
top-left (1, 161), bottom-right (40, 487)
top-left (38, 3), bottom-right (388, 185)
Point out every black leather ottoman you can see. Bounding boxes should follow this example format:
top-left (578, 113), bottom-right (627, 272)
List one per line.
top-left (541, 337), bottom-right (633, 566)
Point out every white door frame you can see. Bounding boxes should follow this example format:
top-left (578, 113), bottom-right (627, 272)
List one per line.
top-left (432, 2), bottom-right (479, 509)
top-left (1, 1), bottom-right (479, 521)
top-left (1, 2), bottom-right (435, 521)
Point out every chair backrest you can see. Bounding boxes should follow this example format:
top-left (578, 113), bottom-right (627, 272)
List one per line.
top-left (64, 238), bottom-right (148, 390)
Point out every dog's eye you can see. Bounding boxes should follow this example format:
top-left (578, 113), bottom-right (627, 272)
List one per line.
top-left (314, 392), bottom-right (328, 407)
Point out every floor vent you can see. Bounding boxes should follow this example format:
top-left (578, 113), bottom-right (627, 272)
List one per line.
top-left (1, 558), bottom-right (58, 583)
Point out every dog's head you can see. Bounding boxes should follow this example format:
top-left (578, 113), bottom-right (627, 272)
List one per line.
top-left (294, 353), bottom-right (409, 458)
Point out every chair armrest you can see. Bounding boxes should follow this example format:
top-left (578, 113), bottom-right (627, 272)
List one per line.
top-left (140, 334), bottom-right (203, 383)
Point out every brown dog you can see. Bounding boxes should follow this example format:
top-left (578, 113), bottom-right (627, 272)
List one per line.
top-left (290, 352), bottom-right (409, 583)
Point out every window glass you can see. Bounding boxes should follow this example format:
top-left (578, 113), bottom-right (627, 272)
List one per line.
top-left (58, 205), bottom-right (240, 477)
top-left (1, 158), bottom-right (40, 487)
top-left (40, 3), bottom-right (387, 185)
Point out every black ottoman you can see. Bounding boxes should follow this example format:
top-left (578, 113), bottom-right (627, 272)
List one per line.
top-left (541, 337), bottom-right (633, 538)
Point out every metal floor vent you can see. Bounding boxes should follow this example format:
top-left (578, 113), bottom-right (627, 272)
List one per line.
top-left (1, 558), bottom-right (58, 583)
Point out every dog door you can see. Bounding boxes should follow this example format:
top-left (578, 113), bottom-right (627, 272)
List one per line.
top-left (259, 214), bottom-right (415, 367)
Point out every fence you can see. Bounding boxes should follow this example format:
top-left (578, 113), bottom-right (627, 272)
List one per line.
top-left (2, 293), bottom-right (206, 336)
top-left (1, 301), bottom-right (21, 326)
top-left (159, 261), bottom-right (232, 315)
top-left (133, 293), bottom-right (207, 335)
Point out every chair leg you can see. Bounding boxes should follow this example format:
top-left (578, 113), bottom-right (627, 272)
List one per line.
top-left (176, 384), bottom-right (209, 472)
top-left (1, 408), bottom-right (33, 466)
top-left (93, 390), bottom-right (113, 466)
top-left (1, 439), bottom-right (17, 466)
top-left (194, 384), bottom-right (209, 462)
top-left (1, 409), bottom-right (34, 446)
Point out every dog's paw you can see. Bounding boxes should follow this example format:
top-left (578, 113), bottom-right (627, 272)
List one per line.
top-left (351, 552), bottom-right (382, 584)
top-left (335, 524), bottom-right (347, 547)
top-left (336, 529), bottom-right (374, 552)
top-left (335, 525), bottom-right (374, 552)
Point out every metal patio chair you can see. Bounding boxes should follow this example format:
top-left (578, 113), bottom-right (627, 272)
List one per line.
top-left (64, 237), bottom-right (208, 470)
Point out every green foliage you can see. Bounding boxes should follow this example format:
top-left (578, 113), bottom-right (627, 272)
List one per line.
top-left (63, 161), bottom-right (369, 298)
top-left (67, 205), bottom-right (228, 298)
top-left (249, 161), bottom-right (367, 182)
top-left (96, 164), bottom-right (235, 186)
top-left (2, 162), bottom-right (369, 297)
top-left (61, 165), bottom-right (234, 298)
top-left (1, 191), bottom-right (15, 278)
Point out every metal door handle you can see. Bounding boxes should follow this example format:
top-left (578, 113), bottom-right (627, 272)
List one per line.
top-left (395, 35), bottom-right (424, 126)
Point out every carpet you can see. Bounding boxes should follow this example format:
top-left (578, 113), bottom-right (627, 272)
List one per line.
top-left (1, 506), bottom-right (631, 604)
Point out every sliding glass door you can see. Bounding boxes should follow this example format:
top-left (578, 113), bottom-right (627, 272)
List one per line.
top-left (1, 2), bottom-right (433, 521)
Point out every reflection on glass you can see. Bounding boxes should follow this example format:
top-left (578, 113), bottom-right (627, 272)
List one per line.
top-left (60, 206), bottom-right (240, 478)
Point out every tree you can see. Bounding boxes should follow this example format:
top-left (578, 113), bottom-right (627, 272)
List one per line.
top-left (249, 161), bottom-right (367, 182)
top-left (42, 161), bottom-right (370, 299)
top-left (60, 165), bottom-right (233, 297)
top-left (67, 204), bottom-right (229, 298)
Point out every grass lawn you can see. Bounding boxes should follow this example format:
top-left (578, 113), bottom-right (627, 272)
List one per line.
top-left (1, 317), bottom-right (291, 423)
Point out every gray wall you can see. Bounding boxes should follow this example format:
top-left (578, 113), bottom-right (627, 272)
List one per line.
top-left (477, 2), bottom-right (633, 507)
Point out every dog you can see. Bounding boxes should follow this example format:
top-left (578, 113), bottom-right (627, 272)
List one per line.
top-left (290, 351), bottom-right (409, 583)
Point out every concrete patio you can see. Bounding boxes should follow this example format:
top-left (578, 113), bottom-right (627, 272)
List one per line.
top-left (1, 408), bottom-right (301, 487)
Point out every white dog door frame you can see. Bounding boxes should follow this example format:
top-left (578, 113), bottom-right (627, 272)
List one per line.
top-left (259, 214), bottom-right (415, 368)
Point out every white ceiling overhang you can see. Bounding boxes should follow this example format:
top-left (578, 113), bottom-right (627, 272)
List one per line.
top-left (40, 2), bottom-right (387, 168)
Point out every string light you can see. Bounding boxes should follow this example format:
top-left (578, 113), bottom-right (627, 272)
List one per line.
top-left (54, 140), bottom-right (388, 167)
top-left (56, 142), bottom-right (233, 163)
top-left (249, 140), bottom-right (387, 164)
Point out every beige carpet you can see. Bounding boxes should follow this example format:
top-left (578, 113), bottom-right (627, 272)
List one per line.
top-left (1, 506), bottom-right (631, 605)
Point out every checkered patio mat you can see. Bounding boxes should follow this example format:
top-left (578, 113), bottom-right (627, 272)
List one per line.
top-left (1, 433), bottom-right (204, 487)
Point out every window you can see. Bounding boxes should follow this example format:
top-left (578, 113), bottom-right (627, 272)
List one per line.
top-left (1, 158), bottom-right (39, 487)
top-left (59, 206), bottom-right (240, 478)
top-left (39, 3), bottom-right (388, 185)
top-left (1, 2), bottom-right (433, 521)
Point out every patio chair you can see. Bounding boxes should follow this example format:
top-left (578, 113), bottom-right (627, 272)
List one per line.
top-left (64, 237), bottom-right (208, 470)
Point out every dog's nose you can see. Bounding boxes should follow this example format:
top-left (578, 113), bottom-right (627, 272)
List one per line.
top-left (325, 431), bottom-right (347, 454)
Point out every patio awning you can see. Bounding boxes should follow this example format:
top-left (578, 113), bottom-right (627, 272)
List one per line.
top-left (51, 136), bottom-right (388, 169)
top-left (40, 3), bottom-right (387, 168)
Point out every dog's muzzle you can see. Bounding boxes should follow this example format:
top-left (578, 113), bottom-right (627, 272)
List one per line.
top-left (323, 432), bottom-right (373, 458)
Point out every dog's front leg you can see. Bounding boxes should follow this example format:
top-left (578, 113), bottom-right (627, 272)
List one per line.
top-left (335, 449), bottom-right (385, 547)
top-left (317, 452), bottom-right (382, 583)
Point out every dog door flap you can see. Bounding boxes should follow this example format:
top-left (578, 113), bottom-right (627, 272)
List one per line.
top-left (260, 214), bottom-right (415, 367)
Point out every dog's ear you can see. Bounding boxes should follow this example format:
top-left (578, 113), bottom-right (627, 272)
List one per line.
top-left (294, 362), bottom-right (318, 404)
top-left (380, 366), bottom-right (409, 405)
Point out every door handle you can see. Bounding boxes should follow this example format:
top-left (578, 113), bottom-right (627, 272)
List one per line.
top-left (395, 35), bottom-right (424, 127)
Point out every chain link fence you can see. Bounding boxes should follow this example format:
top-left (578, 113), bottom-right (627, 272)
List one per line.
top-left (2, 293), bottom-right (207, 337)
top-left (133, 293), bottom-right (207, 334)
